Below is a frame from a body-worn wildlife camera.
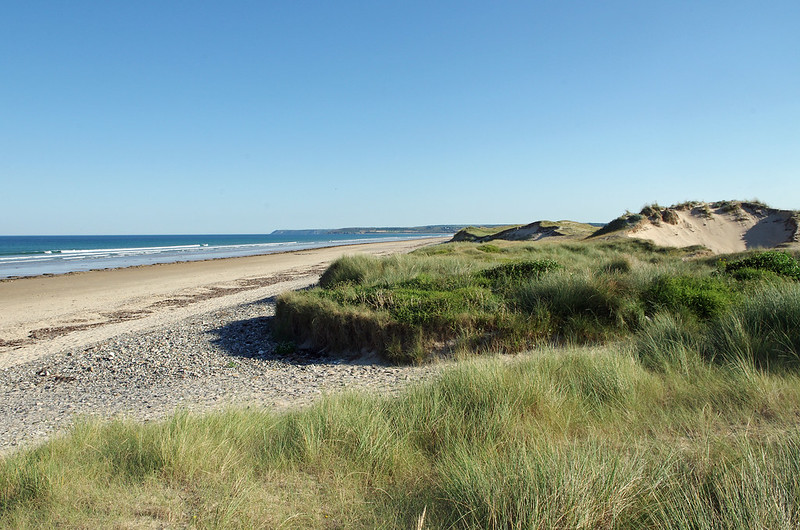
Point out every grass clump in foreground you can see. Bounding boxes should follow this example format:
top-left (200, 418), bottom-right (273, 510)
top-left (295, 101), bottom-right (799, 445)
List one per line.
top-left (276, 238), bottom-right (798, 363)
top-left (4, 344), bottom-right (800, 528)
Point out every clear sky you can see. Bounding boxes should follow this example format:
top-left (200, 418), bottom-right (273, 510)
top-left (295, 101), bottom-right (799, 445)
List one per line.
top-left (2, 1), bottom-right (798, 234)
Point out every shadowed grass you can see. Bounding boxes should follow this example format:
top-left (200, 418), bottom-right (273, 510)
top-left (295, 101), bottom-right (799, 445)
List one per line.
top-left (644, 275), bottom-right (736, 319)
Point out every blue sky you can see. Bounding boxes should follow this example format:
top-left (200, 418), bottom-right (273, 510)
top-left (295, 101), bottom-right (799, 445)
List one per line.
top-left (2, 1), bottom-right (798, 234)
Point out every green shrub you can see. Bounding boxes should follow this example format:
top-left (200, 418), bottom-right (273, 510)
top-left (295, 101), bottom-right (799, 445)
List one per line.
top-left (479, 259), bottom-right (561, 282)
top-left (722, 251), bottom-right (800, 281)
top-left (713, 200), bottom-right (742, 213)
top-left (727, 267), bottom-right (781, 282)
top-left (415, 244), bottom-right (457, 256)
top-left (396, 273), bottom-right (444, 291)
top-left (661, 208), bottom-right (680, 224)
top-left (699, 204), bottom-right (713, 218)
top-left (645, 275), bottom-right (735, 319)
top-left (279, 240), bottom-right (795, 363)
top-left (366, 286), bottom-right (499, 326)
top-left (275, 291), bottom-right (418, 361)
top-left (275, 282), bottom-right (529, 362)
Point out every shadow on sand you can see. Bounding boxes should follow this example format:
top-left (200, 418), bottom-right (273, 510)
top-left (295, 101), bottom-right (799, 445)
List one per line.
top-left (206, 296), bottom-right (377, 367)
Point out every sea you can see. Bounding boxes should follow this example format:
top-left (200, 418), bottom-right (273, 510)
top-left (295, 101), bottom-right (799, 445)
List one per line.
top-left (0, 233), bottom-right (445, 279)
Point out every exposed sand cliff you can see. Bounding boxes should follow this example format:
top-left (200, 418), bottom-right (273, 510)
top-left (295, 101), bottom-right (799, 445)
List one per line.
top-left (614, 201), bottom-right (799, 254)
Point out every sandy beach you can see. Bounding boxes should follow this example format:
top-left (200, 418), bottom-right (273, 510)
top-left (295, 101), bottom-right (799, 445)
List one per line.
top-left (0, 237), bottom-right (446, 369)
top-left (0, 237), bottom-right (447, 452)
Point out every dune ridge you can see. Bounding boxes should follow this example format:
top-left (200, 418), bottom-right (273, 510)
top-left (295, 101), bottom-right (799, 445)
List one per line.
top-left (453, 201), bottom-right (799, 254)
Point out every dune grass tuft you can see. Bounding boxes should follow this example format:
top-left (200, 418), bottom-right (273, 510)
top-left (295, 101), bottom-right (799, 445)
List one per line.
top-left (4, 346), bottom-right (800, 528)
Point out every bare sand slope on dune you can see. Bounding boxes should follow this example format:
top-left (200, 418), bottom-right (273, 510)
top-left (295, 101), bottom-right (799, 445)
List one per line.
top-left (627, 202), bottom-right (799, 254)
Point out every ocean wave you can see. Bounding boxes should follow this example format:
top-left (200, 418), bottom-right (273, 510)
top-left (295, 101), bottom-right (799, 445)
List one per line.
top-left (57, 244), bottom-right (204, 256)
top-left (0, 234), bottom-right (440, 278)
top-left (0, 255), bottom-right (59, 262)
top-left (0, 241), bottom-right (306, 265)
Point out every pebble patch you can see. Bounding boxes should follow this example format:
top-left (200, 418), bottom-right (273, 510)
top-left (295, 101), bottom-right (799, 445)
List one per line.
top-left (0, 295), bottom-right (440, 454)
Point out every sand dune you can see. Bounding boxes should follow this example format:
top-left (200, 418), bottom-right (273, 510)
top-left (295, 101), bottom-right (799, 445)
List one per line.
top-left (451, 221), bottom-right (598, 243)
top-left (457, 201), bottom-right (798, 254)
top-left (625, 202), bottom-right (799, 254)
top-left (482, 221), bottom-right (598, 242)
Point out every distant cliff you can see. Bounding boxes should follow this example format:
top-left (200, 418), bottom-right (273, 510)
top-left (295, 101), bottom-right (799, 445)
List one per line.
top-left (271, 225), bottom-right (483, 236)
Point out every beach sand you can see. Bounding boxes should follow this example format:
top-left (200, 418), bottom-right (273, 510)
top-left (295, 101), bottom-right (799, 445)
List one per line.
top-left (0, 237), bottom-right (448, 369)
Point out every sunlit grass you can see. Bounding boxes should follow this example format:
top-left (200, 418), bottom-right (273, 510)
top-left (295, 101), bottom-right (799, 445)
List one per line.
top-left (4, 346), bottom-right (800, 528)
top-left (5, 239), bottom-right (800, 527)
top-left (275, 238), bottom-right (778, 361)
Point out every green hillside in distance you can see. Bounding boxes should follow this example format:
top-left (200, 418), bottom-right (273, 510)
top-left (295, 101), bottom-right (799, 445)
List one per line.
top-left (271, 225), bottom-right (508, 236)
top-left (451, 221), bottom-right (601, 242)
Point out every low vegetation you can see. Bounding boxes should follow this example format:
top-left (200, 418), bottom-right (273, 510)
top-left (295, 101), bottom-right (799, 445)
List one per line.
top-left (277, 240), bottom-right (799, 363)
top-left (589, 213), bottom-right (645, 238)
top-left (3, 343), bottom-right (800, 528)
top-left (3, 240), bottom-right (800, 527)
top-left (721, 250), bottom-right (800, 281)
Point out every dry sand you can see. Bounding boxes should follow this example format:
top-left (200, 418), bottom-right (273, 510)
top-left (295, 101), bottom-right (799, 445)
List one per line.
top-left (627, 206), bottom-right (797, 254)
top-left (0, 237), bottom-right (448, 369)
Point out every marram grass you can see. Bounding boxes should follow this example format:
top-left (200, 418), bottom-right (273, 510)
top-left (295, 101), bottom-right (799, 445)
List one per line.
top-left (4, 345), bottom-right (800, 528)
top-left (276, 239), bottom-right (799, 362)
top-left (5, 241), bottom-right (800, 527)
